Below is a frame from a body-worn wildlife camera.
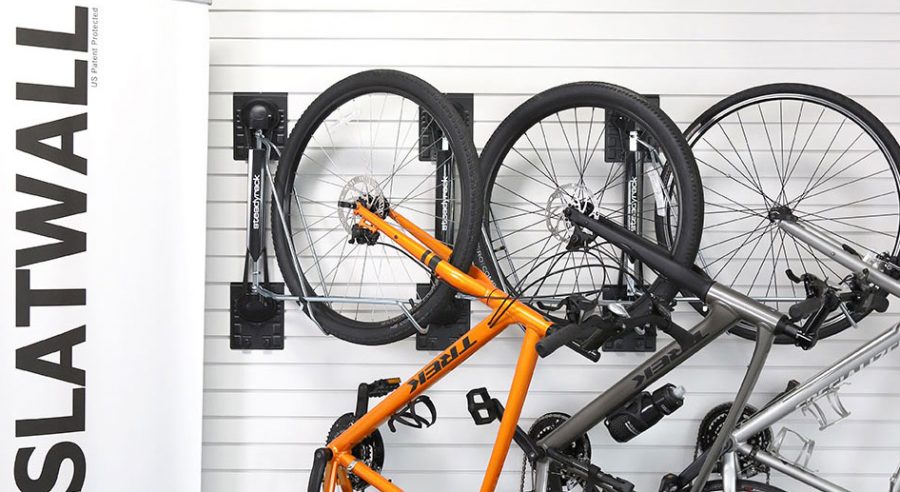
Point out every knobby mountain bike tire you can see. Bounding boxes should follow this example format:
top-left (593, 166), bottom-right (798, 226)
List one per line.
top-left (478, 82), bottom-right (703, 318)
top-left (685, 84), bottom-right (900, 342)
top-left (272, 70), bottom-right (482, 345)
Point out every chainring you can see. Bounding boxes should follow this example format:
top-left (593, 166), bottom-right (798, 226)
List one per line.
top-left (326, 412), bottom-right (385, 491)
top-left (695, 403), bottom-right (772, 478)
top-left (528, 412), bottom-right (592, 492)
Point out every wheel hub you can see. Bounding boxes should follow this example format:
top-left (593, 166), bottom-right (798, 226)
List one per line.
top-left (767, 204), bottom-right (796, 222)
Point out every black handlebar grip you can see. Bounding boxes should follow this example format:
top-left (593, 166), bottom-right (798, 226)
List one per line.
top-left (775, 317), bottom-right (815, 350)
top-left (536, 323), bottom-right (586, 358)
top-left (788, 296), bottom-right (824, 321)
top-left (566, 208), bottom-right (714, 301)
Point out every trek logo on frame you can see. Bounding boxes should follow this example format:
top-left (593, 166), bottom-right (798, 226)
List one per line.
top-left (407, 335), bottom-right (477, 392)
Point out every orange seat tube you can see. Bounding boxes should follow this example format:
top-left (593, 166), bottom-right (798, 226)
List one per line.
top-left (480, 328), bottom-right (541, 492)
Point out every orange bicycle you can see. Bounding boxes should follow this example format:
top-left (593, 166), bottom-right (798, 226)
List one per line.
top-left (271, 72), bottom-right (724, 491)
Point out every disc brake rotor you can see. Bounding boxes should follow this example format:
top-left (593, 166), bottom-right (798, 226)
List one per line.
top-left (338, 175), bottom-right (388, 234)
top-left (545, 183), bottom-right (599, 243)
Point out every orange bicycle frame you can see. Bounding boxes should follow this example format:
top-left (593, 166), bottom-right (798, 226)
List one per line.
top-left (320, 204), bottom-right (555, 492)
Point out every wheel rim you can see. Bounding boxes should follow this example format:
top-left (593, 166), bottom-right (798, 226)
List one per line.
top-left (284, 91), bottom-right (465, 325)
top-left (484, 103), bottom-right (689, 314)
top-left (687, 92), bottom-right (900, 327)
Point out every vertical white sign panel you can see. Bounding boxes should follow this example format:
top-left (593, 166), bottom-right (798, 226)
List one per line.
top-left (1, 1), bottom-right (208, 490)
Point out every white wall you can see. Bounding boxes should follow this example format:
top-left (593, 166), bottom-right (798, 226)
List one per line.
top-left (203, 2), bottom-right (900, 491)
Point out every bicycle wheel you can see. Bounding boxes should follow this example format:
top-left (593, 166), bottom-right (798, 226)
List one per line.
top-left (686, 84), bottom-right (900, 341)
top-left (479, 82), bottom-right (703, 317)
top-left (703, 480), bottom-right (787, 492)
top-left (272, 70), bottom-right (482, 345)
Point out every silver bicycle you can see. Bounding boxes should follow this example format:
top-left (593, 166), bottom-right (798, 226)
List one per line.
top-left (553, 208), bottom-right (900, 492)
top-left (702, 216), bottom-right (900, 492)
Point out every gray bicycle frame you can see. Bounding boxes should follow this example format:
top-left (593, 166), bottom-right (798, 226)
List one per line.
top-left (533, 282), bottom-right (788, 492)
top-left (529, 216), bottom-right (900, 492)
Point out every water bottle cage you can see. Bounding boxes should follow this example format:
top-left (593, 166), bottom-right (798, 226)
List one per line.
top-left (388, 395), bottom-right (437, 432)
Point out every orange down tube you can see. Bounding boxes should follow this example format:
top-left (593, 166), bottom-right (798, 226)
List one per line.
top-left (389, 209), bottom-right (495, 289)
top-left (327, 313), bottom-right (517, 456)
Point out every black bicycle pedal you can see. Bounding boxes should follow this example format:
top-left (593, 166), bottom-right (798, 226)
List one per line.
top-left (367, 378), bottom-right (401, 398)
top-left (466, 387), bottom-right (502, 425)
top-left (587, 464), bottom-right (634, 492)
top-left (355, 378), bottom-right (402, 416)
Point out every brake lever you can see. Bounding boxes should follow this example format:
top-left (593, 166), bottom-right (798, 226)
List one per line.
top-left (537, 294), bottom-right (600, 323)
top-left (785, 269), bottom-right (833, 322)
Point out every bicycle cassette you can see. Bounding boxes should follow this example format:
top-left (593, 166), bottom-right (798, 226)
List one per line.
top-left (326, 412), bottom-right (385, 491)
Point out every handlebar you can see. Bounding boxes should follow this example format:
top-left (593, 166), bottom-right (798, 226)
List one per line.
top-left (566, 209), bottom-right (714, 300)
top-left (789, 296), bottom-right (825, 320)
top-left (563, 207), bottom-right (814, 349)
top-left (536, 317), bottom-right (604, 358)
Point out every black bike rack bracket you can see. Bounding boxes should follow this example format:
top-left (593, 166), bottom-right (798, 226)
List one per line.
top-left (419, 93), bottom-right (474, 161)
top-left (603, 325), bottom-right (657, 352)
top-left (604, 94), bottom-right (659, 163)
top-left (599, 94), bottom-right (660, 353)
top-left (415, 284), bottom-right (471, 351)
top-left (598, 285), bottom-right (656, 353)
top-left (230, 282), bottom-right (285, 350)
top-left (233, 92), bottom-right (288, 160)
top-left (415, 93), bottom-right (474, 351)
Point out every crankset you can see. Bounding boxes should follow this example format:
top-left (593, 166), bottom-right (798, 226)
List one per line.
top-left (326, 413), bottom-right (385, 491)
top-left (527, 413), bottom-right (592, 492)
top-left (322, 378), bottom-right (437, 491)
top-left (695, 402), bottom-right (772, 479)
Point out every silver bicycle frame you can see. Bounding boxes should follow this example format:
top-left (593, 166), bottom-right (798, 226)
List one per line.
top-left (708, 217), bottom-right (900, 492)
top-left (730, 324), bottom-right (900, 492)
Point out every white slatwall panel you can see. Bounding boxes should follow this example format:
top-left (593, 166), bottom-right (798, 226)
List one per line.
top-left (204, 2), bottom-right (900, 491)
